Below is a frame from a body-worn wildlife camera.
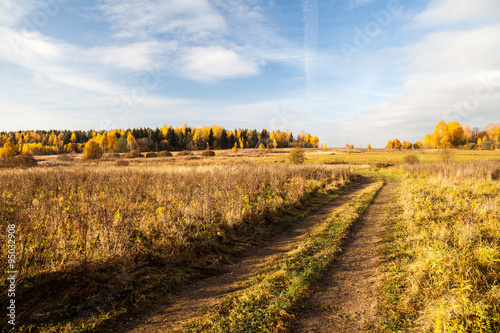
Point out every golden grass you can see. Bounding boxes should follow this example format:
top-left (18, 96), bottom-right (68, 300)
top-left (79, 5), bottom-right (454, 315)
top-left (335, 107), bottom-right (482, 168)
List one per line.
top-left (381, 161), bottom-right (500, 332)
top-left (0, 162), bottom-right (352, 330)
top-left (188, 180), bottom-right (384, 332)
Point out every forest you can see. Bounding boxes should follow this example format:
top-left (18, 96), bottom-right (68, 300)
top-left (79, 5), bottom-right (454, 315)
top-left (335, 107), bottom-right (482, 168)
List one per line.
top-left (0, 124), bottom-right (320, 157)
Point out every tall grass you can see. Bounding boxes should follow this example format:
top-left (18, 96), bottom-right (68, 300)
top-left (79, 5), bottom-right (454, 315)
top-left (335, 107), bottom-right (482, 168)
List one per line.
top-left (382, 161), bottom-right (500, 332)
top-left (0, 163), bottom-right (351, 287)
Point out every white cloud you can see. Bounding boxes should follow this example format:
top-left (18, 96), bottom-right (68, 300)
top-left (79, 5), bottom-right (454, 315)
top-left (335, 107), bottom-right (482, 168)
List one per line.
top-left (413, 0), bottom-right (500, 27)
top-left (340, 24), bottom-right (500, 147)
top-left (0, 0), bottom-right (37, 27)
top-left (181, 46), bottom-right (259, 81)
top-left (97, 0), bottom-right (226, 39)
top-left (83, 41), bottom-right (177, 72)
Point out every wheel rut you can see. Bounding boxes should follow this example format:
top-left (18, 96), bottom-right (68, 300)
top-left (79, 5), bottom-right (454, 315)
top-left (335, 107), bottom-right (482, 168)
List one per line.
top-left (117, 177), bottom-right (375, 333)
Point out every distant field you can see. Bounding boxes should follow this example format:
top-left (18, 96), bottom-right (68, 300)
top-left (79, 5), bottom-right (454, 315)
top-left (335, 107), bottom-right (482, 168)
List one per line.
top-left (32, 147), bottom-right (500, 166)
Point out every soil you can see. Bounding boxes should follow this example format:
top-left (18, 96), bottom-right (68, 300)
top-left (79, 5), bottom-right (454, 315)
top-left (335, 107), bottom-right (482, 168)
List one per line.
top-left (292, 178), bottom-right (396, 332)
top-left (116, 177), bottom-right (376, 333)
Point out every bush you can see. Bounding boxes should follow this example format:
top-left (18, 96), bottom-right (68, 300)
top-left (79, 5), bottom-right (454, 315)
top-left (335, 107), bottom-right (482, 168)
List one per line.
top-left (145, 152), bottom-right (158, 158)
top-left (83, 140), bottom-right (103, 159)
top-left (403, 154), bottom-right (419, 165)
top-left (177, 151), bottom-right (193, 156)
top-left (115, 160), bottom-right (129, 166)
top-left (158, 151), bottom-right (173, 157)
top-left (201, 150), bottom-right (215, 157)
top-left (288, 147), bottom-right (305, 164)
top-left (124, 150), bottom-right (141, 159)
top-left (492, 169), bottom-right (500, 181)
top-left (0, 154), bottom-right (37, 168)
top-left (231, 146), bottom-right (238, 153)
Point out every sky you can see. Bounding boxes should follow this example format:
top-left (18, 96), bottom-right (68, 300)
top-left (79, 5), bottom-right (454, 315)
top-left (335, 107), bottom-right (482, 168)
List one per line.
top-left (0, 0), bottom-right (499, 147)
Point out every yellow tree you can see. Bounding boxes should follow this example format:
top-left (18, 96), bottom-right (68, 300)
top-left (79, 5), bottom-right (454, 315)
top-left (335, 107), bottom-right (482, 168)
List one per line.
top-left (309, 136), bottom-right (319, 148)
top-left (83, 138), bottom-right (103, 159)
top-left (0, 139), bottom-right (17, 158)
top-left (107, 131), bottom-right (118, 152)
top-left (432, 120), bottom-right (449, 148)
top-left (423, 134), bottom-right (433, 148)
top-left (446, 121), bottom-right (464, 147)
top-left (393, 139), bottom-right (402, 149)
top-left (127, 132), bottom-right (138, 151)
top-left (463, 124), bottom-right (473, 144)
top-left (385, 140), bottom-right (394, 149)
top-left (487, 122), bottom-right (500, 146)
top-left (367, 143), bottom-right (372, 149)
top-left (68, 132), bottom-right (78, 152)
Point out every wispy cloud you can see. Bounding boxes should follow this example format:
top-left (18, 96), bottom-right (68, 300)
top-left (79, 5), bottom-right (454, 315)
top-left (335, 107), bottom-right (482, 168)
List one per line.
top-left (96, 0), bottom-right (226, 40)
top-left (302, 0), bottom-right (318, 96)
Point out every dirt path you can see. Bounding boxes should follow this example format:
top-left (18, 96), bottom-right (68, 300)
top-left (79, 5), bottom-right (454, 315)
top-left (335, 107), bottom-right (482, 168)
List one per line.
top-left (119, 177), bottom-right (375, 333)
top-left (293, 178), bottom-right (395, 332)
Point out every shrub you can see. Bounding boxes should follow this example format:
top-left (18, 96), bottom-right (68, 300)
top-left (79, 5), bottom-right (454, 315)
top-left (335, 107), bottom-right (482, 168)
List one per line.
top-left (0, 154), bottom-right (37, 168)
top-left (145, 152), bottom-right (158, 158)
top-left (124, 150), bottom-right (141, 159)
top-left (201, 150), bottom-right (215, 157)
top-left (83, 140), bottom-right (103, 159)
top-left (492, 169), bottom-right (500, 181)
top-left (158, 151), bottom-right (173, 157)
top-left (403, 154), bottom-right (419, 165)
top-left (115, 160), bottom-right (129, 166)
top-left (288, 147), bottom-right (305, 164)
top-left (177, 151), bottom-right (193, 156)
top-left (231, 146), bottom-right (238, 153)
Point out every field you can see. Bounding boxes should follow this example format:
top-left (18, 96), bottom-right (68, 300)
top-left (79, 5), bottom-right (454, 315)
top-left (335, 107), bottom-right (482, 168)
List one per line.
top-left (1, 148), bottom-right (500, 332)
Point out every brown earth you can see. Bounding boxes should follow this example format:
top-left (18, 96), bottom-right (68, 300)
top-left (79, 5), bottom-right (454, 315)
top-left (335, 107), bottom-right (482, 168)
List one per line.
top-left (114, 177), bottom-right (376, 333)
top-left (292, 179), bottom-right (396, 332)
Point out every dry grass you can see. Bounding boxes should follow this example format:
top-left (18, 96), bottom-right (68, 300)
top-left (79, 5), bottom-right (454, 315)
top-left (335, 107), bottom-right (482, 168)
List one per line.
top-left (0, 162), bottom-right (352, 330)
top-left (381, 161), bottom-right (500, 332)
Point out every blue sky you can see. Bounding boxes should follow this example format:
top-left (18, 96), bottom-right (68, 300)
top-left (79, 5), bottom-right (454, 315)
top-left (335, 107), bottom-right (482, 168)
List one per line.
top-left (1, 0), bottom-right (499, 147)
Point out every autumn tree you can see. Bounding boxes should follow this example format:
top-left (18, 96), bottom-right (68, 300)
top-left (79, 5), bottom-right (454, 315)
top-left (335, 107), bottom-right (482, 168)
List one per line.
top-left (486, 122), bottom-right (500, 147)
top-left (83, 139), bottom-right (102, 159)
top-left (0, 139), bottom-right (17, 158)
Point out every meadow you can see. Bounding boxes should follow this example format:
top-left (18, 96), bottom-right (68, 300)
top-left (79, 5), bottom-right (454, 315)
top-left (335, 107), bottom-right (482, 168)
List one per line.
top-left (0, 157), bottom-right (352, 331)
top-left (1, 148), bottom-right (500, 332)
top-left (381, 161), bottom-right (500, 332)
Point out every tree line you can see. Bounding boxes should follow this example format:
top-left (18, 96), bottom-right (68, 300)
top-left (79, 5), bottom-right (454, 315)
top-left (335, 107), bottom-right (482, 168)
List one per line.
top-left (0, 124), bottom-right (320, 157)
top-left (385, 121), bottom-right (500, 150)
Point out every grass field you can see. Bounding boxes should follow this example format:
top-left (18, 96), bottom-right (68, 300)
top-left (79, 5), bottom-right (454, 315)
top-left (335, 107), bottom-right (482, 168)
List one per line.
top-left (1, 148), bottom-right (499, 332)
top-left (0, 159), bottom-right (353, 332)
top-left (381, 161), bottom-right (500, 332)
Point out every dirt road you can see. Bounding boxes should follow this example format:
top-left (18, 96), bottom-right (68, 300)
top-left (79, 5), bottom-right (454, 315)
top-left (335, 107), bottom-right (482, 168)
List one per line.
top-left (118, 178), bottom-right (376, 333)
top-left (293, 179), bottom-right (395, 332)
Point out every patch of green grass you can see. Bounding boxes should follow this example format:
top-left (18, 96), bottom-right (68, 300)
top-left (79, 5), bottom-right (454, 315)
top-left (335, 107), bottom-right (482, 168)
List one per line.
top-left (186, 180), bottom-right (384, 332)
